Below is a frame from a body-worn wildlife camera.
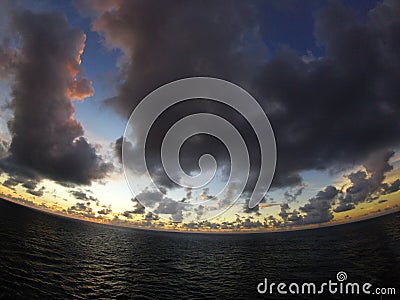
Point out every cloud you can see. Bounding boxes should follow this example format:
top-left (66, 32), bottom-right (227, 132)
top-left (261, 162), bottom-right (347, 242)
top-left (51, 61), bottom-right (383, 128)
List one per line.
top-left (133, 188), bottom-right (187, 221)
top-left (283, 184), bottom-right (305, 203)
top-left (194, 204), bottom-right (205, 220)
top-left (0, 9), bottom-right (112, 185)
top-left (2, 178), bottom-right (19, 188)
top-left (114, 136), bottom-right (123, 164)
top-left (0, 139), bottom-right (8, 159)
top-left (70, 190), bottom-right (99, 203)
top-left (0, 45), bottom-right (18, 79)
top-left (241, 218), bottom-right (263, 229)
top-left (130, 197), bottom-right (146, 214)
top-left (266, 215), bottom-right (282, 228)
top-left (278, 203), bottom-right (303, 225)
top-left (83, 0), bottom-right (400, 203)
top-left (383, 179), bottom-right (400, 194)
top-left (199, 188), bottom-right (214, 201)
top-left (21, 180), bottom-right (37, 190)
top-left (26, 186), bottom-right (45, 197)
top-left (98, 206), bottom-right (112, 215)
top-left (144, 211), bottom-right (159, 221)
top-left (333, 203), bottom-right (355, 213)
top-left (154, 197), bottom-right (181, 218)
top-left (67, 77), bottom-right (94, 100)
top-left (287, 210), bottom-right (302, 223)
top-left (254, 1), bottom-right (400, 186)
top-left (297, 150), bottom-right (397, 221)
top-left (73, 0), bottom-right (122, 17)
top-left (92, 0), bottom-right (261, 117)
top-left (1, 174), bottom-right (36, 191)
top-left (71, 191), bottom-right (89, 200)
top-left (335, 150), bottom-right (395, 210)
top-left (180, 187), bottom-right (193, 203)
top-left (278, 203), bottom-right (290, 221)
top-left (243, 198), bottom-right (261, 215)
top-left (122, 210), bottom-right (134, 219)
top-left (68, 201), bottom-right (95, 218)
top-left (299, 186), bottom-right (338, 224)
top-left (82, 0), bottom-right (269, 198)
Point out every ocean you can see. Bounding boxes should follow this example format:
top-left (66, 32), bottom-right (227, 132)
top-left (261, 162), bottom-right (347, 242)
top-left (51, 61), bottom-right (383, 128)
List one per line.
top-left (0, 199), bottom-right (399, 299)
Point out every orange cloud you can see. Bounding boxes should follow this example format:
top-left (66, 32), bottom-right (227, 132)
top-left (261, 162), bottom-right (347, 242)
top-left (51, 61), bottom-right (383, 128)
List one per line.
top-left (67, 77), bottom-right (94, 100)
top-left (66, 33), bottom-right (94, 100)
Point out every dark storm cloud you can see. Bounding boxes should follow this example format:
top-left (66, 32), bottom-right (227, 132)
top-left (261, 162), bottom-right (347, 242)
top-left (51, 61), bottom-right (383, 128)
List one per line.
top-left (0, 45), bottom-right (17, 79)
top-left (0, 156), bottom-right (41, 183)
top-left (73, 0), bottom-right (122, 17)
top-left (254, 0), bottom-right (400, 185)
top-left (83, 0), bottom-right (267, 193)
top-left (0, 9), bottom-right (112, 185)
top-left (83, 0), bottom-right (400, 197)
top-left (90, 0), bottom-right (261, 119)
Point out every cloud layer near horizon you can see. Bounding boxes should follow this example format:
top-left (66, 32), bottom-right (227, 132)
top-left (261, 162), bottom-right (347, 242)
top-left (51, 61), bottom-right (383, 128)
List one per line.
top-left (0, 0), bottom-right (399, 226)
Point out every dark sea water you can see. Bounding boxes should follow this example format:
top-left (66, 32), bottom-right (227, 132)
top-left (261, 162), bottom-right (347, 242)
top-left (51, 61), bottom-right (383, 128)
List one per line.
top-left (0, 199), bottom-right (399, 300)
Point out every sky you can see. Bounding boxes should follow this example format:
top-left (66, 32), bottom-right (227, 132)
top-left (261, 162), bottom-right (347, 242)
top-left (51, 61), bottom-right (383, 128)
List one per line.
top-left (0, 0), bottom-right (399, 232)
